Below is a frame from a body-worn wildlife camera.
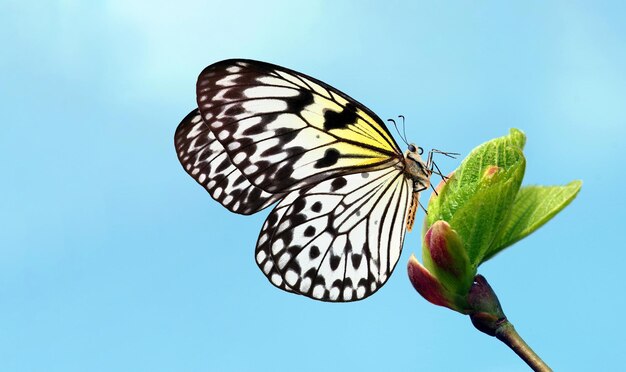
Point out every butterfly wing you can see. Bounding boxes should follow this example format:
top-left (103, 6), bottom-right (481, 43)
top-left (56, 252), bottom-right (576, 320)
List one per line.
top-left (195, 59), bottom-right (404, 194)
top-left (256, 167), bottom-right (412, 301)
top-left (179, 59), bottom-right (418, 301)
top-left (175, 109), bottom-right (284, 215)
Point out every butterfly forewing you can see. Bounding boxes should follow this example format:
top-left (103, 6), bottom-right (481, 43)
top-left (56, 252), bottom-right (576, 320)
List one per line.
top-left (195, 59), bottom-right (404, 194)
top-left (256, 168), bottom-right (412, 302)
top-left (175, 109), bottom-right (284, 215)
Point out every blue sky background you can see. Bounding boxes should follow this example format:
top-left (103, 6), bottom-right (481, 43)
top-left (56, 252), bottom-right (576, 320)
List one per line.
top-left (1, 1), bottom-right (625, 371)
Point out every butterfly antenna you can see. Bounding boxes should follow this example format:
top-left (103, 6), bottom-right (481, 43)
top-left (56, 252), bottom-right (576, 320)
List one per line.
top-left (398, 115), bottom-right (408, 145)
top-left (388, 119), bottom-right (408, 146)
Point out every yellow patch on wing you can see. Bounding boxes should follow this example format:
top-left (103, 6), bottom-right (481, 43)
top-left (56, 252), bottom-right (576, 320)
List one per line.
top-left (299, 96), bottom-right (399, 155)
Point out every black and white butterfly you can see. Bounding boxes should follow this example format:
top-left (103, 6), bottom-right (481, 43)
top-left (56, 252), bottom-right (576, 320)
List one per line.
top-left (175, 59), bottom-right (437, 302)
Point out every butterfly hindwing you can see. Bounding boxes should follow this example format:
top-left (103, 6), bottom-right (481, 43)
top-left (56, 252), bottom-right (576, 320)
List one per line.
top-left (256, 167), bottom-right (412, 302)
top-left (196, 59), bottom-right (404, 194)
top-left (175, 109), bottom-right (284, 215)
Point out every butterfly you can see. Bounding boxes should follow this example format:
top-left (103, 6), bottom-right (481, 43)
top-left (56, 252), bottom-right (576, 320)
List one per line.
top-left (175, 59), bottom-right (439, 302)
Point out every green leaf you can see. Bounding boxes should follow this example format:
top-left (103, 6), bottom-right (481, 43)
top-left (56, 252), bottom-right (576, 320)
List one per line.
top-left (484, 180), bottom-right (582, 261)
top-left (449, 151), bottom-right (525, 267)
top-left (426, 129), bottom-right (527, 267)
top-left (426, 129), bottom-right (526, 229)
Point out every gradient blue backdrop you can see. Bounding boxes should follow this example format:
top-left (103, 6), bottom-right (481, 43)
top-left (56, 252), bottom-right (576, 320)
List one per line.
top-left (2, 1), bottom-right (625, 371)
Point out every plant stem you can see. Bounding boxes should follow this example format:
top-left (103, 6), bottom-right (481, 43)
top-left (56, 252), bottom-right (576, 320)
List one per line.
top-left (495, 321), bottom-right (552, 372)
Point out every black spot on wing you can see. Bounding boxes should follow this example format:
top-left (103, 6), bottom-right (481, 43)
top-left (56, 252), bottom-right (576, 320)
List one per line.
top-left (223, 89), bottom-right (244, 100)
top-left (287, 89), bottom-right (314, 112)
top-left (224, 105), bottom-right (245, 116)
top-left (291, 213), bottom-right (306, 226)
top-left (324, 102), bottom-right (358, 130)
top-left (314, 148), bottom-right (340, 168)
top-left (312, 275), bottom-right (326, 288)
top-left (343, 278), bottom-right (354, 291)
top-left (304, 225), bottom-right (316, 237)
top-left (285, 261), bottom-right (302, 276)
top-left (215, 158), bottom-right (231, 173)
top-left (291, 198), bottom-right (306, 213)
top-left (330, 177), bottom-right (347, 192)
top-left (309, 245), bottom-right (320, 259)
top-left (331, 279), bottom-right (343, 291)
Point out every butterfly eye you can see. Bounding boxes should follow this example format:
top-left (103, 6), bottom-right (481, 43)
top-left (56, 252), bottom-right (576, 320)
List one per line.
top-left (418, 146), bottom-right (424, 155)
top-left (408, 144), bottom-right (416, 152)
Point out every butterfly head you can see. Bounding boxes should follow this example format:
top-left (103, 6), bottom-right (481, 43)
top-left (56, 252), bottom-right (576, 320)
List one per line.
top-left (404, 143), bottom-right (432, 191)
